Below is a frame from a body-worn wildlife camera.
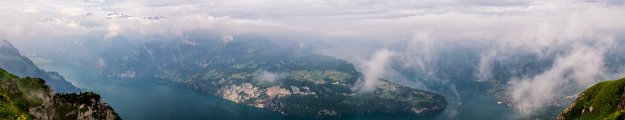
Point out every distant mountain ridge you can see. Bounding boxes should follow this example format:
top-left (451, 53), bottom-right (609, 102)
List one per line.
top-left (0, 39), bottom-right (79, 93)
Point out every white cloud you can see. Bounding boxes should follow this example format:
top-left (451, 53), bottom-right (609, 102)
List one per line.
top-left (357, 49), bottom-right (395, 93)
top-left (253, 71), bottom-right (287, 85)
top-left (508, 44), bottom-right (609, 116)
top-left (1, 0), bottom-right (625, 118)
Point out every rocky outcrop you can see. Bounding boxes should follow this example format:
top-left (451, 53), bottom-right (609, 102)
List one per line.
top-left (27, 92), bottom-right (120, 120)
top-left (214, 79), bottom-right (446, 117)
top-left (0, 68), bottom-right (120, 120)
top-left (52, 92), bottom-right (120, 120)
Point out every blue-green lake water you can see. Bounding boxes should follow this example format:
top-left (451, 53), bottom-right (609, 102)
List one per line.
top-left (40, 62), bottom-right (286, 120)
top-left (40, 61), bottom-right (520, 120)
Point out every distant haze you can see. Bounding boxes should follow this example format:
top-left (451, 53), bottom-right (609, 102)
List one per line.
top-left (2, 0), bottom-right (625, 118)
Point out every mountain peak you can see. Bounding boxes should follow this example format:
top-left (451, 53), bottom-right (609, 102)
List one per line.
top-left (0, 39), bottom-right (19, 55)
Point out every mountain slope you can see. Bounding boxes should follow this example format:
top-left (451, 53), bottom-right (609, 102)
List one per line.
top-left (98, 37), bottom-right (447, 117)
top-left (558, 78), bottom-right (625, 120)
top-left (0, 68), bottom-right (120, 120)
top-left (0, 39), bottom-right (79, 93)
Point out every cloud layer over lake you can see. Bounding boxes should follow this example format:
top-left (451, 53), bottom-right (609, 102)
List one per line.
top-left (2, 0), bottom-right (625, 118)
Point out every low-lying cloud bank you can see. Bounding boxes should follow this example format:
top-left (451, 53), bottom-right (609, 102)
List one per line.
top-left (2, 0), bottom-right (625, 118)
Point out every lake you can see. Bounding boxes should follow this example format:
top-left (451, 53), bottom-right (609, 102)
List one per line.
top-left (40, 61), bottom-right (521, 120)
top-left (40, 62), bottom-right (286, 120)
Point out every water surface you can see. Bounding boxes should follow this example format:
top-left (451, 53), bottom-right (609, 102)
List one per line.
top-left (41, 61), bottom-right (520, 120)
top-left (41, 61), bottom-right (284, 120)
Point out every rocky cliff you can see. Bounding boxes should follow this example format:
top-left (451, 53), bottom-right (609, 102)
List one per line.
top-left (0, 68), bottom-right (120, 120)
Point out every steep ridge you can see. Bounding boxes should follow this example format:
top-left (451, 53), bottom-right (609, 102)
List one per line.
top-left (559, 78), bottom-right (625, 120)
top-left (0, 39), bottom-right (79, 93)
top-left (0, 68), bottom-right (120, 120)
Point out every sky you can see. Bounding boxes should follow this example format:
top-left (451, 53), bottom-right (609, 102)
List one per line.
top-left (2, 0), bottom-right (623, 42)
top-left (1, 0), bottom-right (625, 118)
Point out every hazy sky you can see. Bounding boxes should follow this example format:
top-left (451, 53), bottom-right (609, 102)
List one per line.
top-left (1, 0), bottom-right (625, 118)
top-left (1, 0), bottom-right (623, 42)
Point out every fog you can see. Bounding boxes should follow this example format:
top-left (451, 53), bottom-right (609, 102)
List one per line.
top-left (2, 0), bottom-right (625, 118)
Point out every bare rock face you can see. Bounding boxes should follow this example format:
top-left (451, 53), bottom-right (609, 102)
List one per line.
top-left (27, 86), bottom-right (55, 120)
top-left (27, 91), bottom-right (121, 120)
top-left (51, 92), bottom-right (121, 120)
top-left (0, 68), bottom-right (120, 120)
top-left (215, 79), bottom-right (446, 117)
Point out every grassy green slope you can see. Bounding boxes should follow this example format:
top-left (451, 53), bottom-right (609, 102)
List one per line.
top-left (559, 78), bottom-right (625, 120)
top-left (0, 68), bottom-right (48, 120)
top-left (0, 68), bottom-right (120, 120)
